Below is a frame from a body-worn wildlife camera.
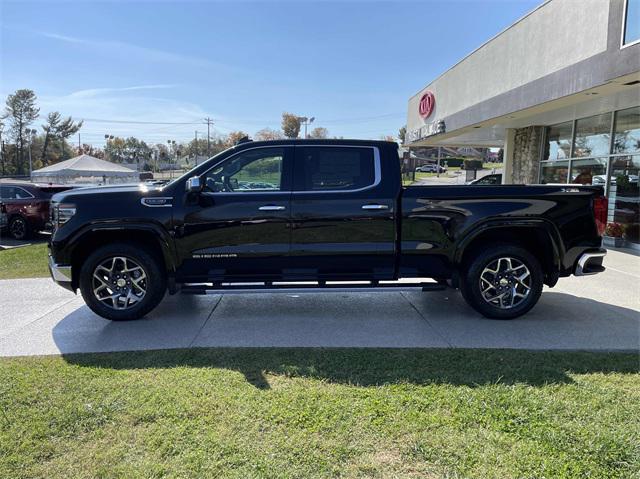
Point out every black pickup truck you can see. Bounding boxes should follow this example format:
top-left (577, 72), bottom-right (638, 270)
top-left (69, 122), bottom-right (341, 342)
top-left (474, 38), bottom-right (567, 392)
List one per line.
top-left (48, 139), bottom-right (607, 321)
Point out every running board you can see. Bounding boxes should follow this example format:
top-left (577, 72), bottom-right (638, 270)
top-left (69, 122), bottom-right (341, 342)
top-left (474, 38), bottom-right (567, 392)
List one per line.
top-left (180, 280), bottom-right (447, 295)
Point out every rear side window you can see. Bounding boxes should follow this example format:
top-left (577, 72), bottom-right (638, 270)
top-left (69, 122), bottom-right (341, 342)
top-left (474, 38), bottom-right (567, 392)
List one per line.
top-left (295, 146), bottom-right (376, 191)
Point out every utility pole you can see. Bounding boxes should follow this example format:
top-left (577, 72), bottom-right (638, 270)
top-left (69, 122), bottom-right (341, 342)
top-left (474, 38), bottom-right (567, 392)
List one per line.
top-left (204, 117), bottom-right (213, 156)
top-left (194, 130), bottom-right (198, 165)
top-left (78, 133), bottom-right (81, 153)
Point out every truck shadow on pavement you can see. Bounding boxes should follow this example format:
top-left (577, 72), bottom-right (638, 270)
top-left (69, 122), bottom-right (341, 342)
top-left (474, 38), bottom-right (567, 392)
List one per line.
top-left (53, 291), bottom-right (640, 390)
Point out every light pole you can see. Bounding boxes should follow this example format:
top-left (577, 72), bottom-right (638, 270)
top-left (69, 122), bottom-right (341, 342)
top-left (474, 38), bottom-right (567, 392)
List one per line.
top-left (297, 116), bottom-right (315, 138)
top-left (104, 134), bottom-right (114, 161)
top-left (27, 128), bottom-right (37, 177)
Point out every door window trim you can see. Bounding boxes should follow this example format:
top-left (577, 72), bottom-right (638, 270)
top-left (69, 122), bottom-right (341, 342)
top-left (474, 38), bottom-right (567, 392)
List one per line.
top-left (292, 145), bottom-right (381, 194)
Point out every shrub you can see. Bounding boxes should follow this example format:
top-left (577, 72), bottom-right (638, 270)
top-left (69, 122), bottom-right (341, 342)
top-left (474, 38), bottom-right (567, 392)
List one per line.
top-left (605, 222), bottom-right (624, 238)
top-left (463, 159), bottom-right (483, 171)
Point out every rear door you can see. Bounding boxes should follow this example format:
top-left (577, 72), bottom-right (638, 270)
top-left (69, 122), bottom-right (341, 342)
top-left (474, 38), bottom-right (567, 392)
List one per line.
top-left (288, 145), bottom-right (396, 280)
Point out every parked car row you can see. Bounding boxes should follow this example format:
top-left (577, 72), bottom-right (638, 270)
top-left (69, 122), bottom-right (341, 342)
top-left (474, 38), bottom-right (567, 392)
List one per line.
top-left (0, 181), bottom-right (78, 240)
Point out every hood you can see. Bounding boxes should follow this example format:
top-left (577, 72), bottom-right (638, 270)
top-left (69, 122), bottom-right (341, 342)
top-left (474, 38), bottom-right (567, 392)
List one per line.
top-left (51, 183), bottom-right (165, 203)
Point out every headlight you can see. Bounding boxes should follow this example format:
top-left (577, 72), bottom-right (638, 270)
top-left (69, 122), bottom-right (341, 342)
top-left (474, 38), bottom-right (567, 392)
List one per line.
top-left (53, 203), bottom-right (76, 226)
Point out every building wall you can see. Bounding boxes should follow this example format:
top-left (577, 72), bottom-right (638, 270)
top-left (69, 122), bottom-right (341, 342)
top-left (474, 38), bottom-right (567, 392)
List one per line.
top-left (407, 0), bottom-right (610, 134)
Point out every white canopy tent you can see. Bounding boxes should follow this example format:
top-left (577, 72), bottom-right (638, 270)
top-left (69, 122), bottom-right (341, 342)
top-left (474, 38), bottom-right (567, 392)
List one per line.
top-left (31, 154), bottom-right (139, 185)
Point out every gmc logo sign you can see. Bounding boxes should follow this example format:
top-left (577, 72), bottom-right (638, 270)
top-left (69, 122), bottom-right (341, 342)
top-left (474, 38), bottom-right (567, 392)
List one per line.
top-left (418, 91), bottom-right (435, 118)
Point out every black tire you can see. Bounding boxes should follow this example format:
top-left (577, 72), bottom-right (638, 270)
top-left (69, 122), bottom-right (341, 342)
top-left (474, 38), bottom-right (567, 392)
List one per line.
top-left (79, 242), bottom-right (167, 321)
top-left (459, 243), bottom-right (543, 320)
top-left (9, 215), bottom-right (30, 240)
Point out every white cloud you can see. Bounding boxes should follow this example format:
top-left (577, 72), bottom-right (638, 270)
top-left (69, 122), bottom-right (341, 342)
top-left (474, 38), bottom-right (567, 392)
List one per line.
top-left (38, 87), bottom-right (215, 146)
top-left (39, 31), bottom-right (232, 70)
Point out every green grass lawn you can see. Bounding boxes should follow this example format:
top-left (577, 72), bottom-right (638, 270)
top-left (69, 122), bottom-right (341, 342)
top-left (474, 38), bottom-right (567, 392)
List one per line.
top-left (1, 348), bottom-right (638, 478)
top-left (0, 243), bottom-right (49, 280)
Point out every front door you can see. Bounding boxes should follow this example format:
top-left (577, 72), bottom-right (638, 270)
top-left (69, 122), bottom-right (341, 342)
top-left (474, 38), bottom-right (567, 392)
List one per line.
top-left (178, 146), bottom-right (293, 281)
top-left (288, 145), bottom-right (397, 280)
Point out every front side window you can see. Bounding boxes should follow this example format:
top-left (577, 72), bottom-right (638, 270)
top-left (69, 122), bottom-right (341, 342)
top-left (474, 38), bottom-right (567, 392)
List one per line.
top-left (613, 106), bottom-right (640, 153)
top-left (544, 121), bottom-right (572, 160)
top-left (623, 0), bottom-right (640, 45)
top-left (296, 147), bottom-right (375, 191)
top-left (203, 148), bottom-right (284, 192)
top-left (573, 113), bottom-right (612, 158)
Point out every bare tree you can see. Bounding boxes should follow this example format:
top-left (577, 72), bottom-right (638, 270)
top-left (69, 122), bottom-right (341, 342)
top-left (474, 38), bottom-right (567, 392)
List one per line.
top-left (254, 127), bottom-right (284, 141)
top-left (281, 112), bottom-right (301, 139)
top-left (2, 89), bottom-right (39, 174)
top-left (308, 127), bottom-right (329, 139)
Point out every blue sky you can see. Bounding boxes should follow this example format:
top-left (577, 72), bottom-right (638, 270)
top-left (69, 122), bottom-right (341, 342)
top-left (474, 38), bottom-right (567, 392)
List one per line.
top-left (1, 0), bottom-right (539, 147)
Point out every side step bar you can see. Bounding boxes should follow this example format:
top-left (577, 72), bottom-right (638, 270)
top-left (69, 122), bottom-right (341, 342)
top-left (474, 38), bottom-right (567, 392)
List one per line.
top-left (180, 280), bottom-right (447, 295)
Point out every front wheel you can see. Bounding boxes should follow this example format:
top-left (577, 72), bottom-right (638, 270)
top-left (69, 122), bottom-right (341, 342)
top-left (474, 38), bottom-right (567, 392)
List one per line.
top-left (79, 242), bottom-right (167, 321)
top-left (460, 244), bottom-right (543, 320)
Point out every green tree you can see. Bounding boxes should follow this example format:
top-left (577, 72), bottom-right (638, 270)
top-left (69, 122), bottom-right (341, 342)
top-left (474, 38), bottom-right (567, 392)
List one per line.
top-left (398, 125), bottom-right (407, 143)
top-left (2, 89), bottom-right (39, 174)
top-left (281, 112), bottom-right (301, 139)
top-left (56, 115), bottom-right (83, 161)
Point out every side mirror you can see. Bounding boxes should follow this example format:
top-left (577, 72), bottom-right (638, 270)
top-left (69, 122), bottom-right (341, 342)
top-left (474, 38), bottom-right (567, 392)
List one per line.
top-left (186, 176), bottom-right (202, 193)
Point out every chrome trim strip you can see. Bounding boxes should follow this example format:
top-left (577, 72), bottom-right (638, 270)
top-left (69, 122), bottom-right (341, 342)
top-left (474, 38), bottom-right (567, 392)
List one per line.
top-left (49, 255), bottom-right (72, 283)
top-left (258, 205), bottom-right (286, 211)
top-left (575, 250), bottom-right (606, 276)
top-left (362, 204), bottom-right (389, 210)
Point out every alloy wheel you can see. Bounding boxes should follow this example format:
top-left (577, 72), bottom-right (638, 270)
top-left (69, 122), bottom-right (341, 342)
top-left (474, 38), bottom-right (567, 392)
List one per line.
top-left (479, 257), bottom-right (531, 309)
top-left (92, 256), bottom-right (147, 310)
top-left (10, 218), bottom-right (26, 239)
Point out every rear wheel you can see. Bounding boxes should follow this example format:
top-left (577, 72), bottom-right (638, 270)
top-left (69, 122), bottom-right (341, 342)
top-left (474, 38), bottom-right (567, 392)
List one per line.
top-left (460, 244), bottom-right (543, 319)
top-left (79, 242), bottom-right (166, 321)
top-left (9, 215), bottom-right (30, 240)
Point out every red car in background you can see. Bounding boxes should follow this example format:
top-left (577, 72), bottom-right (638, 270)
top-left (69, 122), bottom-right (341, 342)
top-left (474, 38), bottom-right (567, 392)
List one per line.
top-left (0, 181), bottom-right (78, 240)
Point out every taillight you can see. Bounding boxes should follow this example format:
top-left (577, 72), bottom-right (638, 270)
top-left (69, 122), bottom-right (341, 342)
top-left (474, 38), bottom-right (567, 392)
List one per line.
top-left (593, 195), bottom-right (607, 237)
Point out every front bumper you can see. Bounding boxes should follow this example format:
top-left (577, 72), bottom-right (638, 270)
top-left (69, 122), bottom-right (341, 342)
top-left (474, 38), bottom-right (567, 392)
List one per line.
top-left (48, 255), bottom-right (75, 292)
top-left (574, 248), bottom-right (607, 276)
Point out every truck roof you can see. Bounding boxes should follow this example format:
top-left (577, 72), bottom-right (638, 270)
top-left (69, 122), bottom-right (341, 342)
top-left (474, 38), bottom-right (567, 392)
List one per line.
top-left (230, 138), bottom-right (400, 150)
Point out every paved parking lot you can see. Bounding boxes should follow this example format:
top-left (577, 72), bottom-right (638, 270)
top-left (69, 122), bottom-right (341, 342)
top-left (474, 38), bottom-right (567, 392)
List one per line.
top-left (0, 249), bottom-right (638, 357)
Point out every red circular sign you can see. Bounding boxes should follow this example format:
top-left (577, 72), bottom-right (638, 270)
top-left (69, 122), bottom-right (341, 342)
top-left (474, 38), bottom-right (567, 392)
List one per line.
top-left (418, 91), bottom-right (435, 118)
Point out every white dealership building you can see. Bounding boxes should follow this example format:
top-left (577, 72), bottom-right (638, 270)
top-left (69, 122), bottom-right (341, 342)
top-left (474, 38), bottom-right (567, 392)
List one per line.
top-left (405, 0), bottom-right (640, 242)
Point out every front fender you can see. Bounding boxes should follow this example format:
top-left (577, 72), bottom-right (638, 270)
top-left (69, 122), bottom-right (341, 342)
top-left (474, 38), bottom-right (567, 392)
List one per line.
top-left (54, 220), bottom-right (178, 273)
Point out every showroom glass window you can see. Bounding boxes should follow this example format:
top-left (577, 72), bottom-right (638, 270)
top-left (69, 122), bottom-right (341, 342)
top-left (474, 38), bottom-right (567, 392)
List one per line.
top-left (543, 121), bottom-right (573, 160)
top-left (623, 0), bottom-right (640, 45)
top-left (613, 106), bottom-right (640, 153)
top-left (572, 113), bottom-right (612, 158)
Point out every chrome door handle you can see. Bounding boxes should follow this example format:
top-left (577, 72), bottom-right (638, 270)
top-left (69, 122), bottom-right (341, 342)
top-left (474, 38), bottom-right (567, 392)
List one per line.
top-left (258, 205), bottom-right (286, 211)
top-left (361, 204), bottom-right (389, 210)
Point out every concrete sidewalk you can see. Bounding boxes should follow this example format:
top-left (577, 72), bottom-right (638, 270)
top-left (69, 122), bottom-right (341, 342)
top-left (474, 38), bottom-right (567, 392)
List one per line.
top-left (0, 249), bottom-right (638, 357)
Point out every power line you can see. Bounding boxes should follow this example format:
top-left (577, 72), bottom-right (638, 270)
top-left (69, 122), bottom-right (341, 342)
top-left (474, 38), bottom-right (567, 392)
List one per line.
top-left (81, 118), bottom-right (203, 125)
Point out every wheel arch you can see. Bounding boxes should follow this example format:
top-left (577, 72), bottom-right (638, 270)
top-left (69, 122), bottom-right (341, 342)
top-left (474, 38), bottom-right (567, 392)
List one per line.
top-left (67, 224), bottom-right (176, 290)
top-left (454, 220), bottom-right (563, 287)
